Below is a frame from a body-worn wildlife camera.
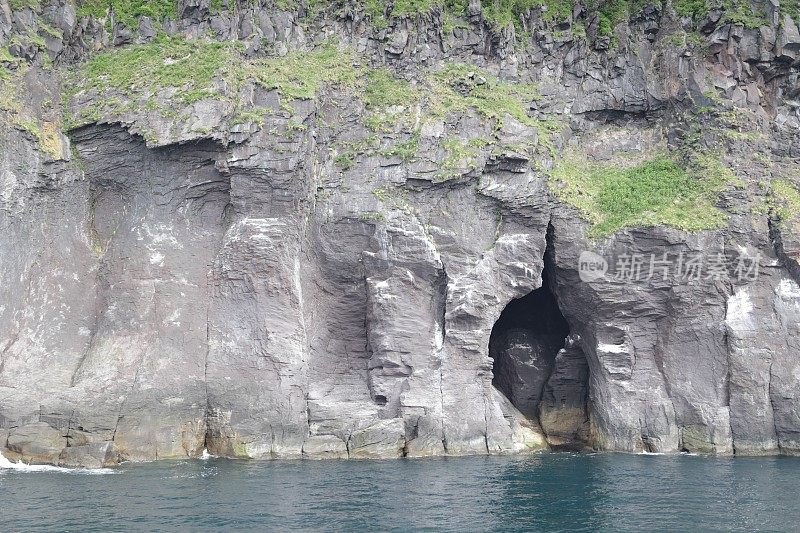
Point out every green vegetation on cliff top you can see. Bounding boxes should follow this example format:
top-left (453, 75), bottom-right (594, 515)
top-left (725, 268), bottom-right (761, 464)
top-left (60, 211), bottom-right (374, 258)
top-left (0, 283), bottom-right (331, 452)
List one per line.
top-left (72, 36), bottom-right (361, 103)
top-left (674, 0), bottom-right (768, 28)
top-left (429, 63), bottom-right (539, 125)
top-left (252, 44), bottom-right (361, 100)
top-left (67, 37), bottom-right (365, 124)
top-left (64, 35), bottom-right (233, 127)
top-left (358, 0), bottom-right (644, 33)
top-left (67, 34), bottom-right (545, 180)
top-left (14, 0), bottom-right (798, 40)
top-left (363, 68), bottom-right (420, 110)
top-left (61, 8), bottom-right (762, 237)
top-left (9, 0), bottom-right (41, 10)
top-left (770, 179), bottom-right (800, 223)
top-left (69, 35), bottom-right (540, 134)
top-left (75, 0), bottom-right (178, 28)
top-left (81, 35), bottom-right (231, 97)
top-left (550, 153), bottom-right (735, 237)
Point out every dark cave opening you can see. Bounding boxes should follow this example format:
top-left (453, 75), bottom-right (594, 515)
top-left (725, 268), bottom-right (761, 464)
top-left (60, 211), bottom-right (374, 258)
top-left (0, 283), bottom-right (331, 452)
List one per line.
top-left (488, 227), bottom-right (592, 449)
top-left (488, 267), bottom-right (570, 421)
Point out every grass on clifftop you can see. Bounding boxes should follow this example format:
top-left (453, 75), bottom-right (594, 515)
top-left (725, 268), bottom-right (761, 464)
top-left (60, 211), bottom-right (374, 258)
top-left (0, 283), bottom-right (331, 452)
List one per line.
top-left (73, 37), bottom-right (359, 100)
top-left (363, 68), bottom-right (421, 131)
top-left (81, 35), bottom-right (232, 96)
top-left (550, 154), bottom-right (733, 237)
top-left (674, 0), bottom-right (768, 28)
top-left (76, 0), bottom-right (178, 28)
top-left (374, 0), bottom-right (795, 31)
top-left (27, 0), bottom-right (800, 42)
top-left (65, 35), bottom-right (238, 127)
top-left (363, 68), bottom-right (420, 109)
top-left (358, 0), bottom-right (665, 34)
top-left (68, 35), bottom-right (542, 153)
top-left (9, 0), bottom-right (40, 10)
top-left (429, 63), bottom-right (539, 125)
top-left (67, 34), bottom-right (546, 173)
top-left (251, 43), bottom-right (360, 101)
top-left (770, 179), bottom-right (800, 223)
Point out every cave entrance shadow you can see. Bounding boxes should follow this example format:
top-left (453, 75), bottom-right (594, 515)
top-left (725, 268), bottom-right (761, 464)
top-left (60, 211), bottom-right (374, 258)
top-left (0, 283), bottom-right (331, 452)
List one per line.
top-left (488, 269), bottom-right (570, 422)
top-left (488, 249), bottom-right (592, 450)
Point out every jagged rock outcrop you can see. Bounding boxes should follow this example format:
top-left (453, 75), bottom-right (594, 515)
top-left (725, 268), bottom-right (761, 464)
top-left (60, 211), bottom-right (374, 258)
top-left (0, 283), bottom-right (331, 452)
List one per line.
top-left (1, 0), bottom-right (799, 466)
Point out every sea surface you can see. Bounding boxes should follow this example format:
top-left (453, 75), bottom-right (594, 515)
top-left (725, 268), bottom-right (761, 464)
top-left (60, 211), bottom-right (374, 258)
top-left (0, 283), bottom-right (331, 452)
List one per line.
top-left (2, 451), bottom-right (798, 532)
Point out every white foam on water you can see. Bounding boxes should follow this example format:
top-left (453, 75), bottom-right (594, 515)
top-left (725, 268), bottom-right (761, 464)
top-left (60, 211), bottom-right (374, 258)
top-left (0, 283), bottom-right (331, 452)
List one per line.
top-left (0, 451), bottom-right (117, 475)
top-left (636, 451), bottom-right (665, 456)
top-left (200, 448), bottom-right (216, 460)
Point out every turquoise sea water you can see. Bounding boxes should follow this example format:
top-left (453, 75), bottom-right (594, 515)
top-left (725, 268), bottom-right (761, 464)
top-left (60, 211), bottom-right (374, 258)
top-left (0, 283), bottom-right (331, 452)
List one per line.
top-left (2, 452), bottom-right (798, 532)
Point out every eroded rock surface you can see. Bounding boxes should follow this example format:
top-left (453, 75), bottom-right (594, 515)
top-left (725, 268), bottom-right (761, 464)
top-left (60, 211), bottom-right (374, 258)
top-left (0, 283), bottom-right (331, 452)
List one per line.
top-left (1, 0), bottom-right (799, 465)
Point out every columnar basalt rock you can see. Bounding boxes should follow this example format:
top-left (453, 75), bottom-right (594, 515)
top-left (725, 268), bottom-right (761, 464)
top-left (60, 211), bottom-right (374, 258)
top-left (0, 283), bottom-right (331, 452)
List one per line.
top-left (0, 0), bottom-right (799, 466)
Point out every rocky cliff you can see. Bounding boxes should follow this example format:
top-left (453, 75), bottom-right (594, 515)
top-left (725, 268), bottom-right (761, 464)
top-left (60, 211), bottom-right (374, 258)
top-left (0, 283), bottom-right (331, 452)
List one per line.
top-left (0, 0), bottom-right (799, 467)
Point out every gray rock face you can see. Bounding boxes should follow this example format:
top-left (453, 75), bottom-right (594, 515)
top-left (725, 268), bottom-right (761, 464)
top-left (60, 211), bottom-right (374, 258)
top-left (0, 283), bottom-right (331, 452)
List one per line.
top-left (491, 328), bottom-right (558, 419)
top-left (539, 338), bottom-right (591, 448)
top-left (1, 1), bottom-right (800, 466)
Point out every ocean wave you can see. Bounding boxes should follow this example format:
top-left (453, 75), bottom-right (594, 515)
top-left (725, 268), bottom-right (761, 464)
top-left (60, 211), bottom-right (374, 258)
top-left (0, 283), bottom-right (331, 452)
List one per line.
top-left (0, 451), bottom-right (117, 474)
top-left (200, 448), bottom-right (217, 460)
